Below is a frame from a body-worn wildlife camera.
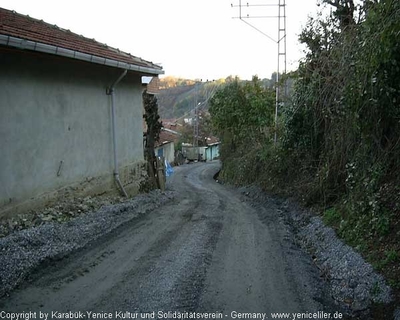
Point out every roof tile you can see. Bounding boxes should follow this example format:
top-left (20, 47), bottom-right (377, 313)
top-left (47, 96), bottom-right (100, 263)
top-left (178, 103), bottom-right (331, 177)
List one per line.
top-left (0, 7), bottom-right (162, 72)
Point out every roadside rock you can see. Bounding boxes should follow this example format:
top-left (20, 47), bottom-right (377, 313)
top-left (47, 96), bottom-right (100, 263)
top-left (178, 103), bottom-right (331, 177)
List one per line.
top-left (300, 216), bottom-right (391, 313)
top-left (0, 194), bottom-right (128, 238)
top-left (394, 308), bottom-right (400, 320)
top-left (238, 185), bottom-right (393, 317)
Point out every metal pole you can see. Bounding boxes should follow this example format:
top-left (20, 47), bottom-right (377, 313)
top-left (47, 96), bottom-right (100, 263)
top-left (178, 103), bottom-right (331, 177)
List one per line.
top-left (239, 0), bottom-right (242, 21)
top-left (283, 0), bottom-right (287, 97)
top-left (274, 0), bottom-right (280, 144)
top-left (195, 83), bottom-right (198, 147)
top-left (232, 1), bottom-right (287, 144)
top-left (193, 81), bottom-right (199, 148)
top-left (193, 83), bottom-right (195, 147)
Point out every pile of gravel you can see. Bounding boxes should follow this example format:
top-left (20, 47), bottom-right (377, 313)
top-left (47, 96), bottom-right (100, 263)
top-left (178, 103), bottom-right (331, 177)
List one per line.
top-left (238, 185), bottom-right (393, 317)
top-left (395, 308), bottom-right (400, 320)
top-left (299, 217), bottom-right (391, 312)
top-left (0, 190), bottom-right (174, 299)
top-left (0, 194), bottom-right (133, 237)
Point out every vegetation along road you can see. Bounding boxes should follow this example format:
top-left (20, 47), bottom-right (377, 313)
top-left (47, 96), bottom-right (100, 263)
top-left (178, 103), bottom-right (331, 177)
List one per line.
top-left (0, 162), bottom-right (346, 319)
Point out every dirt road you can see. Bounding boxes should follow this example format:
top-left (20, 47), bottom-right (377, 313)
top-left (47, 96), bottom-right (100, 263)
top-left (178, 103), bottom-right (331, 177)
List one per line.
top-left (1, 162), bottom-right (335, 318)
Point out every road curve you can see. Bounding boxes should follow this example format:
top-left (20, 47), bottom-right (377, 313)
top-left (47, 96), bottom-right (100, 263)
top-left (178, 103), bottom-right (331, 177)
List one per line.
top-left (1, 161), bottom-right (334, 318)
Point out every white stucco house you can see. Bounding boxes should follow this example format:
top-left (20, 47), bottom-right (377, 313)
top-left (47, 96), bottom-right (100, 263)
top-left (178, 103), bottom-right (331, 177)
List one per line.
top-left (0, 8), bottom-right (164, 217)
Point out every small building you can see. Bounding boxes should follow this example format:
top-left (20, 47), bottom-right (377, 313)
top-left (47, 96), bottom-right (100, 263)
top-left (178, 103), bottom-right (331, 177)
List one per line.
top-left (204, 136), bottom-right (220, 161)
top-left (0, 8), bottom-right (164, 217)
top-left (205, 142), bottom-right (220, 161)
top-left (154, 130), bottom-right (178, 164)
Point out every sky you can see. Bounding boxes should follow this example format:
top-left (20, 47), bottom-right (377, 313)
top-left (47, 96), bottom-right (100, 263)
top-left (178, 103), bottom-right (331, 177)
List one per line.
top-left (0, 0), bottom-right (319, 80)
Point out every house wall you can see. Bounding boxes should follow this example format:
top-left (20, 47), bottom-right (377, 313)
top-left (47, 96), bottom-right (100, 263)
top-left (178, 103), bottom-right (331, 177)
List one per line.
top-left (154, 142), bottom-right (175, 164)
top-left (205, 144), bottom-right (220, 161)
top-left (0, 49), bottom-right (146, 216)
top-left (205, 147), bottom-right (211, 161)
top-left (213, 145), bottom-right (220, 159)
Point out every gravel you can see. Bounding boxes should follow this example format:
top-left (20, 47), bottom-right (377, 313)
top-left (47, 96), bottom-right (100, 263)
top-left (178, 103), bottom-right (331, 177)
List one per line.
top-left (0, 190), bottom-right (174, 299)
top-left (1, 178), bottom-right (397, 318)
top-left (299, 216), bottom-right (391, 312)
top-left (394, 308), bottom-right (400, 320)
top-left (238, 185), bottom-right (394, 317)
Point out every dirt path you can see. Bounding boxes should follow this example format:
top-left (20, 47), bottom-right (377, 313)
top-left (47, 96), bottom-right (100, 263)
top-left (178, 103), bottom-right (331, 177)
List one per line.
top-left (0, 162), bottom-right (336, 317)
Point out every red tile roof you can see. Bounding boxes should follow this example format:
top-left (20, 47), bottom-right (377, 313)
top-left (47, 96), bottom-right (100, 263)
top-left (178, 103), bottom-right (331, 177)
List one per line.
top-left (155, 130), bottom-right (179, 147)
top-left (0, 7), bottom-right (163, 74)
top-left (146, 77), bottom-right (161, 94)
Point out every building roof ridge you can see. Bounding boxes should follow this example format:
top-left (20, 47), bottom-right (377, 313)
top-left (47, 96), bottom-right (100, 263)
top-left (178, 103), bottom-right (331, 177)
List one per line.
top-left (0, 7), bottom-right (163, 74)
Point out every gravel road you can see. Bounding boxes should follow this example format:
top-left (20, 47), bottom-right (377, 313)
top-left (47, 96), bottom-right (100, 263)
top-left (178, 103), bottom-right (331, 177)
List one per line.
top-left (0, 162), bottom-right (362, 318)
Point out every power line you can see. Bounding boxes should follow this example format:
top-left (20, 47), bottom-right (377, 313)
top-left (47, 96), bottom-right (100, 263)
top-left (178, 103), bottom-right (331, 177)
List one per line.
top-left (192, 80), bottom-right (221, 147)
top-left (276, 0), bottom-right (287, 144)
top-left (193, 82), bottom-right (199, 147)
top-left (231, 0), bottom-right (287, 144)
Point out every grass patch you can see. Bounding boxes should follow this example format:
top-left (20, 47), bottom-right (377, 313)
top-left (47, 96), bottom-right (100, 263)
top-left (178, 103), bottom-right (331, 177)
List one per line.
top-left (323, 207), bottom-right (341, 226)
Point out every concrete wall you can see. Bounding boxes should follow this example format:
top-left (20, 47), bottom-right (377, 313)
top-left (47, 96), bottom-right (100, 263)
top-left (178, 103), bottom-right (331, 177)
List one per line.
top-left (0, 49), bottom-right (146, 216)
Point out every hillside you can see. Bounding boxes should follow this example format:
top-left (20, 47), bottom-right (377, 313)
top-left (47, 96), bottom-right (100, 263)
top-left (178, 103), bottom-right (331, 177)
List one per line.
top-left (157, 84), bottom-right (197, 119)
top-left (157, 77), bottom-right (224, 119)
top-left (156, 75), bottom-right (291, 120)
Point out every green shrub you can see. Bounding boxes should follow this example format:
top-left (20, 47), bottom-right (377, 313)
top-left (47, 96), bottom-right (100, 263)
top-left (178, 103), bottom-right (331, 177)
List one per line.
top-left (323, 208), bottom-right (341, 226)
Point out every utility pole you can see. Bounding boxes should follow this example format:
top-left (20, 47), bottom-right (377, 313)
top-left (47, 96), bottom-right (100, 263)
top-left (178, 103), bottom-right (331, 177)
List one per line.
top-left (276, 0), bottom-right (287, 144)
top-left (232, 0), bottom-right (287, 144)
top-left (193, 81), bottom-right (200, 148)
